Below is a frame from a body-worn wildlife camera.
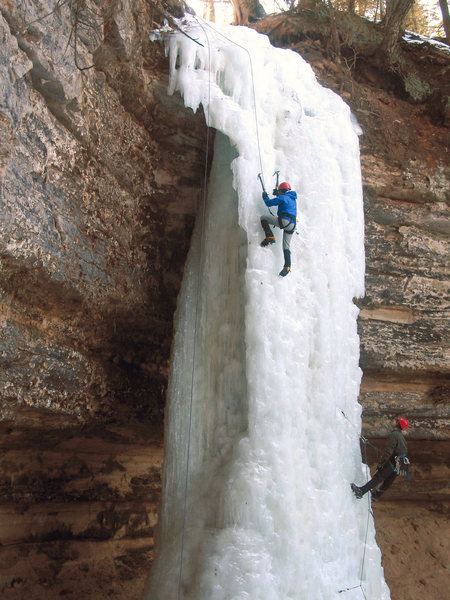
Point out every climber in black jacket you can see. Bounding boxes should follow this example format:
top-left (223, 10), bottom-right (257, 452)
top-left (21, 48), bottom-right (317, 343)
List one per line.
top-left (351, 417), bottom-right (409, 502)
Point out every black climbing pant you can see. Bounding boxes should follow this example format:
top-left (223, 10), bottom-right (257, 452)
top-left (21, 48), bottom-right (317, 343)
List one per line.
top-left (261, 218), bottom-right (273, 239)
top-left (359, 462), bottom-right (397, 497)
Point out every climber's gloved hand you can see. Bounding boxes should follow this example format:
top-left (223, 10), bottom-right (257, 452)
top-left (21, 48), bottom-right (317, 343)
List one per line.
top-left (262, 191), bottom-right (268, 199)
top-left (273, 188), bottom-right (278, 195)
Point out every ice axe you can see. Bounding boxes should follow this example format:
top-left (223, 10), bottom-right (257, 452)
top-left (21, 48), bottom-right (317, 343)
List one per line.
top-left (257, 173), bottom-right (267, 195)
top-left (258, 173), bottom-right (276, 217)
top-left (273, 170), bottom-right (280, 193)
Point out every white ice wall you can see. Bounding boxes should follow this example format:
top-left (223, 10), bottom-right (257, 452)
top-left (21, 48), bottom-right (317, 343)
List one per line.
top-left (147, 16), bottom-right (390, 600)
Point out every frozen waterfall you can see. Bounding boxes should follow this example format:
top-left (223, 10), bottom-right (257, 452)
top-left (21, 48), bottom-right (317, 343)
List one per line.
top-left (147, 16), bottom-right (390, 600)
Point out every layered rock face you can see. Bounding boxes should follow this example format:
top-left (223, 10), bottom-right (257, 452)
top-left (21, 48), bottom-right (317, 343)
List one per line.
top-left (358, 146), bottom-right (449, 502)
top-left (1, 0), bottom-right (208, 597)
top-left (0, 2), bottom-right (449, 599)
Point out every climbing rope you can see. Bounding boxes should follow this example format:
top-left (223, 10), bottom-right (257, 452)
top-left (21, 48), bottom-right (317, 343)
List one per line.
top-left (174, 17), bottom-right (268, 598)
top-left (337, 407), bottom-right (377, 598)
top-left (173, 17), bottom-right (376, 598)
top-left (176, 17), bottom-right (212, 600)
top-left (199, 18), bottom-right (266, 185)
top-left (337, 408), bottom-right (381, 457)
top-left (359, 440), bottom-right (372, 598)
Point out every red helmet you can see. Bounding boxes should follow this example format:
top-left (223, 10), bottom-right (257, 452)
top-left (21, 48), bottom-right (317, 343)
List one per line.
top-left (397, 417), bottom-right (409, 430)
top-left (278, 181), bottom-right (291, 191)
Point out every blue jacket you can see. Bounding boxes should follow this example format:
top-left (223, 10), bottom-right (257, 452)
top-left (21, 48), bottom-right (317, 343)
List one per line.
top-left (264, 190), bottom-right (297, 218)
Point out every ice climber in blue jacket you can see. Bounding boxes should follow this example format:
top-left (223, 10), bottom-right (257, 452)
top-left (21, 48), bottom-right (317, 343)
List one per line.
top-left (260, 181), bottom-right (297, 276)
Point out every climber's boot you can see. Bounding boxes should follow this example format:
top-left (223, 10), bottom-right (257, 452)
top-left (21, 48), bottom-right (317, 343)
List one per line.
top-left (261, 236), bottom-right (276, 247)
top-left (371, 489), bottom-right (383, 503)
top-left (351, 483), bottom-right (364, 499)
top-left (279, 249), bottom-right (291, 277)
top-left (260, 218), bottom-right (276, 247)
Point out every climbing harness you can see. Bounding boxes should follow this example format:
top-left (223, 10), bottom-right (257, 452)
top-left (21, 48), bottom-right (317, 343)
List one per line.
top-left (278, 213), bottom-right (296, 231)
top-left (394, 453), bottom-right (410, 481)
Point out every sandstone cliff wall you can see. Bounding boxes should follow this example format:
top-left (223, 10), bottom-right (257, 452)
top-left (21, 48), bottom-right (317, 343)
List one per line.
top-left (1, 1), bottom-right (207, 596)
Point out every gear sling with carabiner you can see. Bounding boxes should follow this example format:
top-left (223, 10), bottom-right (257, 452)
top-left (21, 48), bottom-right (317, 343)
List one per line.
top-left (394, 453), bottom-right (410, 481)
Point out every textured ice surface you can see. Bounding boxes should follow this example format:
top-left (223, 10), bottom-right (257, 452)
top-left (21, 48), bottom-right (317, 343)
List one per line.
top-left (147, 16), bottom-right (390, 600)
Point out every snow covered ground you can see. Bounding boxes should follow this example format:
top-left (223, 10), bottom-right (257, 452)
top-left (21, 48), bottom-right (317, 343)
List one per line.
top-left (147, 16), bottom-right (390, 600)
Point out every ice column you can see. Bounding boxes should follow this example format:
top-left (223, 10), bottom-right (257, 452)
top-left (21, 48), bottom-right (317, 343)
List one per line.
top-left (147, 16), bottom-right (390, 600)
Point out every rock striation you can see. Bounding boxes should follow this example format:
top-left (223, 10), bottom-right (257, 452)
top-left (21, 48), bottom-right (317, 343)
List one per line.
top-left (1, 0), bottom-right (208, 597)
top-left (0, 2), bottom-right (449, 599)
